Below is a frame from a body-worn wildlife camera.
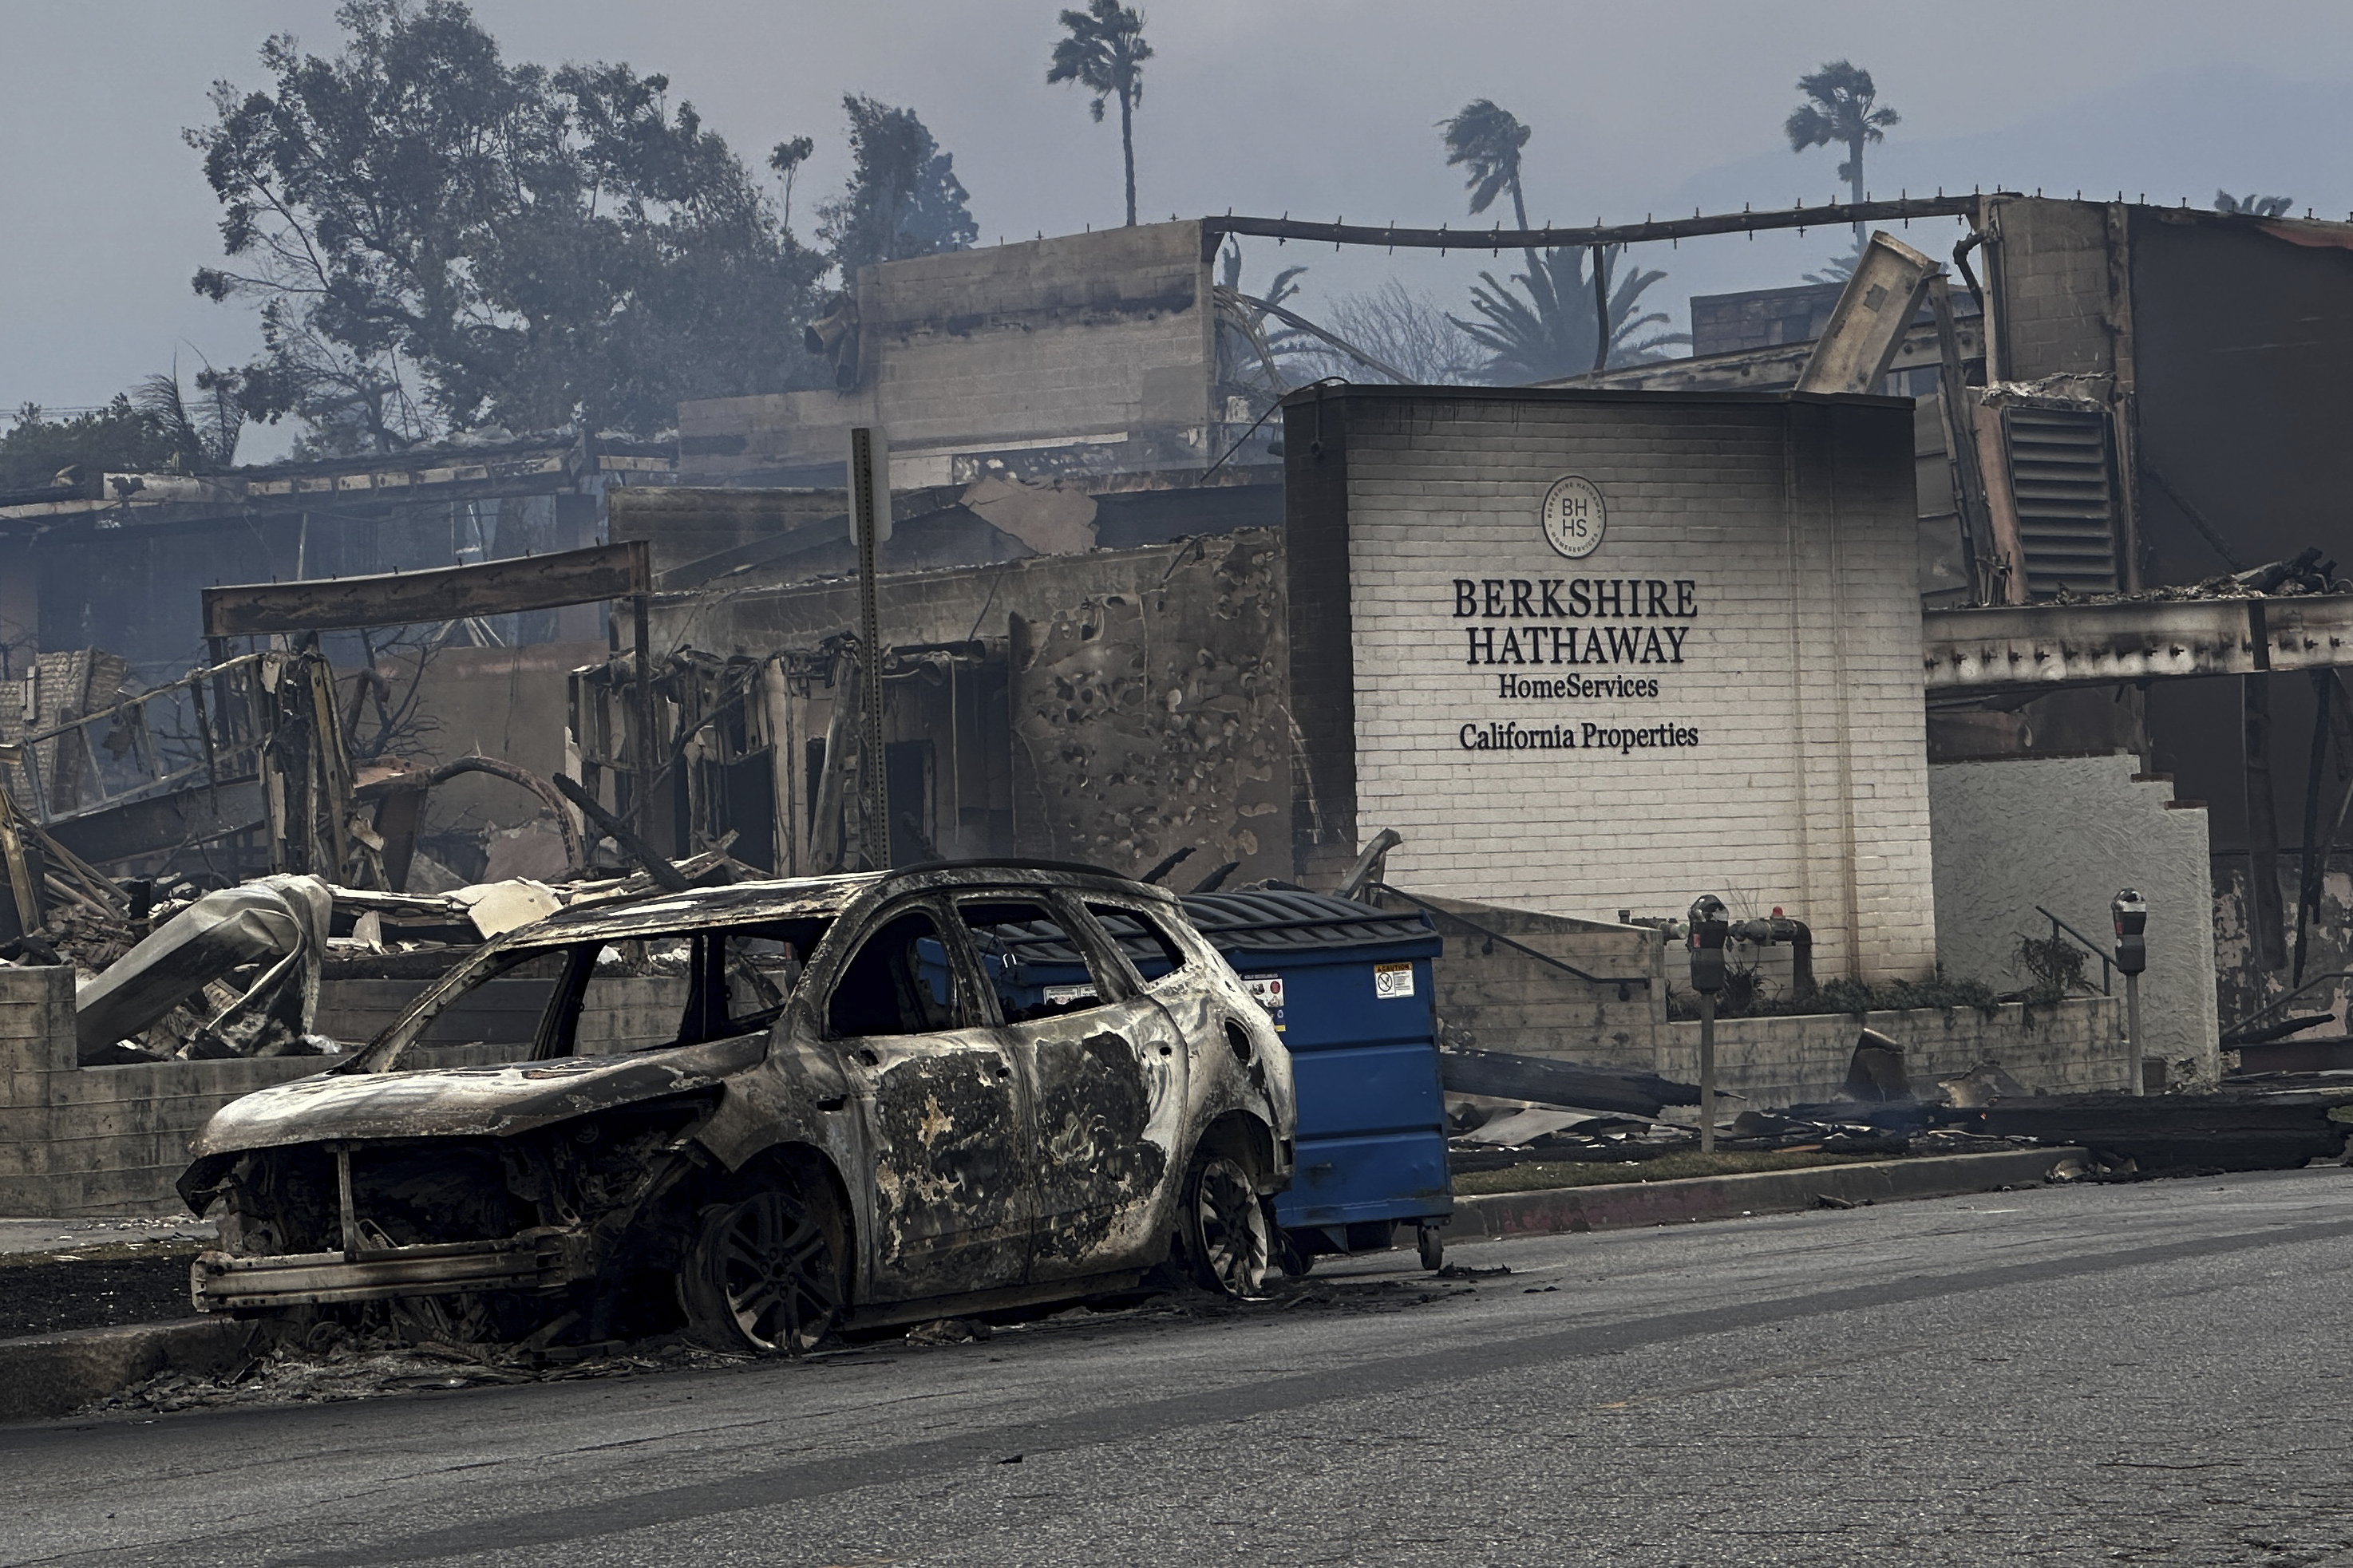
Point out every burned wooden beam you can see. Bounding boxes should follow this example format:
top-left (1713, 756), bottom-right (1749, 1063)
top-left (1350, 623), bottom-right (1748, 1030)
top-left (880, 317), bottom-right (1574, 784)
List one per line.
top-left (202, 541), bottom-right (651, 638)
top-left (1438, 1046), bottom-right (1699, 1117)
top-left (552, 772), bottom-right (688, 892)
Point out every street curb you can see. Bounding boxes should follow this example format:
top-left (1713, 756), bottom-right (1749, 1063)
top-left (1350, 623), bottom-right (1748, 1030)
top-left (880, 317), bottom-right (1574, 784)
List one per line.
top-left (1449, 1147), bottom-right (2086, 1244)
top-left (0, 1318), bottom-right (256, 1424)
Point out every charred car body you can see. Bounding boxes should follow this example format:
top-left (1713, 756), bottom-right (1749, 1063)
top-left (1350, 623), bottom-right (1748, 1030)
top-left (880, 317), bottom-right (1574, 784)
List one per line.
top-left (178, 863), bottom-right (1295, 1352)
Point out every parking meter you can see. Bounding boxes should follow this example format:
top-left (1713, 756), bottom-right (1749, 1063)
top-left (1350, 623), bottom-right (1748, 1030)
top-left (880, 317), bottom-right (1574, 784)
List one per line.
top-left (2112, 890), bottom-right (2149, 1094)
top-left (1687, 895), bottom-right (1729, 1150)
top-left (2111, 890), bottom-right (2147, 977)
top-left (1687, 895), bottom-right (1730, 993)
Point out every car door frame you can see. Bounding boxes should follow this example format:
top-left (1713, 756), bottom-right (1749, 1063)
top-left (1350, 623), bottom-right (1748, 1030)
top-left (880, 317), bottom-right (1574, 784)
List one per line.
top-left (947, 887), bottom-right (1189, 1282)
top-left (796, 891), bottom-right (1038, 1305)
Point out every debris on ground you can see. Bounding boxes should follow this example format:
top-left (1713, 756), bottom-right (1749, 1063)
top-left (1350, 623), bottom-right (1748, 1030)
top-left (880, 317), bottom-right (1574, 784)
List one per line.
top-left (1962, 1090), bottom-right (2353, 1173)
top-left (73, 1274), bottom-right (1485, 1417)
top-left (78, 1322), bottom-right (756, 1416)
top-left (73, 875), bottom-right (334, 1064)
top-left (904, 1317), bottom-right (993, 1345)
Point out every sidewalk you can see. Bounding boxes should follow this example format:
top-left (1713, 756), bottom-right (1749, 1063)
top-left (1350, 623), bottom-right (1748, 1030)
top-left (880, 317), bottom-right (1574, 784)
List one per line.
top-left (0, 1215), bottom-right (216, 1256)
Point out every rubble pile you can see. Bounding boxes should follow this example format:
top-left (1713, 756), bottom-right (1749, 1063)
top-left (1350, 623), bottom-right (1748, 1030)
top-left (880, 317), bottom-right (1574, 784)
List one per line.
top-left (1441, 1040), bottom-right (2353, 1179)
top-left (81, 1322), bottom-right (761, 1415)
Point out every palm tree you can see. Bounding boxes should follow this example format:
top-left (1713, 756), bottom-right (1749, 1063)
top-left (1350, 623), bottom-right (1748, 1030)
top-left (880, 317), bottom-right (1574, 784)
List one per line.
top-left (1441, 98), bottom-right (1543, 290)
top-left (1451, 247), bottom-right (1686, 384)
top-left (1783, 60), bottom-right (1900, 248)
top-left (1441, 99), bottom-right (1534, 230)
top-left (1048, 1), bottom-right (1152, 227)
top-left (136, 360), bottom-right (242, 473)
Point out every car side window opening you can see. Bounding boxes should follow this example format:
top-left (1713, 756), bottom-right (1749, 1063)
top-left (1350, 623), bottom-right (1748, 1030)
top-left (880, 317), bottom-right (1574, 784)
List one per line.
top-left (532, 919), bottom-right (828, 1059)
top-left (956, 899), bottom-right (1117, 1025)
top-left (825, 908), bottom-right (965, 1039)
top-left (1082, 902), bottom-right (1192, 983)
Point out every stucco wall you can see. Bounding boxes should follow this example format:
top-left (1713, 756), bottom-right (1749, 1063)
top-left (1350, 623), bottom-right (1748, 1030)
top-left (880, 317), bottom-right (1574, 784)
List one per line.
top-left (678, 220), bottom-right (1214, 484)
top-left (651, 530), bottom-right (1295, 887)
top-left (1928, 754), bottom-right (2217, 1082)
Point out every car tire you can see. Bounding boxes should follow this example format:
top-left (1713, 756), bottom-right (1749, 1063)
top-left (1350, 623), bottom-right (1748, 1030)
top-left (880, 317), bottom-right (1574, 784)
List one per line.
top-left (679, 1186), bottom-right (843, 1355)
top-left (1181, 1151), bottom-right (1271, 1298)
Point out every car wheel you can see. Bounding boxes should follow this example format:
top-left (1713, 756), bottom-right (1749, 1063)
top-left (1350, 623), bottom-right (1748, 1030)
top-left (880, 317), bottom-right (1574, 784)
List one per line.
top-left (1183, 1152), bottom-right (1270, 1298)
top-left (680, 1187), bottom-right (843, 1355)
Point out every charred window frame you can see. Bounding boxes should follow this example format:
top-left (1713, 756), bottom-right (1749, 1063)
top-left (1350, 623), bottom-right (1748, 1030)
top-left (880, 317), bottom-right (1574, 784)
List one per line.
top-left (1078, 899), bottom-right (1195, 986)
top-left (344, 940), bottom-right (558, 1073)
top-left (528, 919), bottom-right (824, 1060)
top-left (821, 899), bottom-right (986, 1040)
top-left (950, 893), bottom-right (1139, 1026)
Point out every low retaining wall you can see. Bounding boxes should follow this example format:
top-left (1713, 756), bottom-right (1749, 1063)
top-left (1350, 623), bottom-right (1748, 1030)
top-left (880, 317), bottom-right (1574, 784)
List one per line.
top-left (0, 967), bottom-right (680, 1218)
top-left (1450, 1146), bottom-right (2083, 1243)
top-left (1655, 997), bottom-right (2124, 1107)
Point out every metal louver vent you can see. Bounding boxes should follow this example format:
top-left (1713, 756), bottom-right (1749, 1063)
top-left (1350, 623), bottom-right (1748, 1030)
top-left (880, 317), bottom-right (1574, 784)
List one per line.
top-left (2003, 406), bottom-right (2119, 597)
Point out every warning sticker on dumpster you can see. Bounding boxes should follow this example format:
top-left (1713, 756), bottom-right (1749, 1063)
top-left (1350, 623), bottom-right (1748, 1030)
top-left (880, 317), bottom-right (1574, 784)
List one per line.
top-left (1242, 974), bottom-right (1286, 1030)
top-left (1373, 962), bottom-right (1414, 999)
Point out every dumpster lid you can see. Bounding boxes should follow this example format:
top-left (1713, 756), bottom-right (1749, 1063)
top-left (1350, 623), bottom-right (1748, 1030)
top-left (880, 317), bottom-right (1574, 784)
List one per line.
top-left (965, 888), bottom-right (1436, 972)
top-left (1176, 888), bottom-right (1437, 958)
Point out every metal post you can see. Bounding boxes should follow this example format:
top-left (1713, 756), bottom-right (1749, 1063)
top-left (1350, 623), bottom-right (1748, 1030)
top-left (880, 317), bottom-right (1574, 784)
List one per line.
top-left (632, 593), bottom-right (655, 847)
top-left (2125, 971), bottom-right (2145, 1096)
top-left (1698, 992), bottom-right (1717, 1153)
top-left (848, 428), bottom-right (892, 869)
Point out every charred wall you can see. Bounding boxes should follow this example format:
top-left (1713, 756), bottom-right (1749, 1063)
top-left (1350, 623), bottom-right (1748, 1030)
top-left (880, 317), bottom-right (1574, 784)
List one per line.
top-left (647, 530), bottom-right (1294, 887)
top-left (2126, 211), bottom-right (2353, 858)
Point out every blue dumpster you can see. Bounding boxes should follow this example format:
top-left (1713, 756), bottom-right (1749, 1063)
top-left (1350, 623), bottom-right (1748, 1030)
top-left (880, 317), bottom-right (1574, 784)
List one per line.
top-left (949, 888), bottom-right (1454, 1270)
top-left (1176, 890), bottom-right (1453, 1270)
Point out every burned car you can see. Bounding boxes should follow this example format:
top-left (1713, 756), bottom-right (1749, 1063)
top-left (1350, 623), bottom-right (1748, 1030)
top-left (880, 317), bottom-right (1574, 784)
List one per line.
top-left (178, 863), bottom-right (1295, 1353)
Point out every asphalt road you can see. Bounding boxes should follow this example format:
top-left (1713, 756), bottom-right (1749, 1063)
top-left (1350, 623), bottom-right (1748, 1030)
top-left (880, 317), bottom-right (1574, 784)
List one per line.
top-left (6, 1167), bottom-right (2353, 1567)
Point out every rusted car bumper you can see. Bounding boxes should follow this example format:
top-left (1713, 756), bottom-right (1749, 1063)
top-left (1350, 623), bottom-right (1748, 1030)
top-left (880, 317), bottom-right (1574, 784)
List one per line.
top-left (191, 1226), bottom-right (594, 1312)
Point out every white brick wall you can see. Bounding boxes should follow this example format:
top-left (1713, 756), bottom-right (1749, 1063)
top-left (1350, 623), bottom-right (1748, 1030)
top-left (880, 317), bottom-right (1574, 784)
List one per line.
top-left (1339, 394), bottom-right (1936, 982)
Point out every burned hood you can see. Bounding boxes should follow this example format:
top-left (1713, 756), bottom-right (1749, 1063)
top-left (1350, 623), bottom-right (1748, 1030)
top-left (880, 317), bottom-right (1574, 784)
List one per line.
top-left (188, 1033), bottom-right (766, 1157)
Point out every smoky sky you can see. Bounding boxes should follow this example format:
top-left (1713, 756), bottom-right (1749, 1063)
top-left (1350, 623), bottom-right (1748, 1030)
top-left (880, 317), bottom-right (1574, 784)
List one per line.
top-left (7, 0), bottom-right (2352, 460)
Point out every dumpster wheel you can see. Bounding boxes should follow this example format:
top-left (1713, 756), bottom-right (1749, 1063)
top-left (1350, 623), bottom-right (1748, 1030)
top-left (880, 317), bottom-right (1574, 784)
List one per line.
top-left (1416, 1222), bottom-right (1445, 1272)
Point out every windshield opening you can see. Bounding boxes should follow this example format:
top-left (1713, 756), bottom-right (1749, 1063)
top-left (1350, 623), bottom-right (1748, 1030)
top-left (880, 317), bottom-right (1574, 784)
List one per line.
top-left (353, 917), bottom-right (832, 1072)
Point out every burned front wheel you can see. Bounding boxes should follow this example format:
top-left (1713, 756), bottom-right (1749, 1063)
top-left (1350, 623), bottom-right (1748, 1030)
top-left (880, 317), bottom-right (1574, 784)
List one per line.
top-left (680, 1187), bottom-right (843, 1355)
top-left (1183, 1153), bottom-right (1270, 1298)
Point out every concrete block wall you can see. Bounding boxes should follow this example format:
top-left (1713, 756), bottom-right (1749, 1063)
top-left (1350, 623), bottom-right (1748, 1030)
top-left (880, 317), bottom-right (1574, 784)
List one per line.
top-left (1410, 895), bottom-right (1667, 1072)
top-left (679, 220), bottom-right (1214, 482)
top-left (1987, 197), bottom-right (2120, 382)
top-left (0, 968), bottom-right (698, 1218)
top-left (1659, 997), bottom-right (2124, 1107)
top-left (1928, 754), bottom-right (2218, 1082)
top-left (0, 965), bottom-right (323, 1216)
top-left (1291, 388), bottom-right (1936, 983)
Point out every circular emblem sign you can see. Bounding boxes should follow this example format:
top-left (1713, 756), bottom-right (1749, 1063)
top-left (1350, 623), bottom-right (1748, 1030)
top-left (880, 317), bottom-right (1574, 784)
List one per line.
top-left (1540, 476), bottom-right (1606, 559)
